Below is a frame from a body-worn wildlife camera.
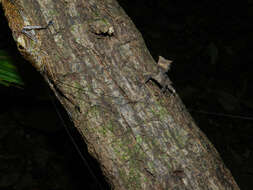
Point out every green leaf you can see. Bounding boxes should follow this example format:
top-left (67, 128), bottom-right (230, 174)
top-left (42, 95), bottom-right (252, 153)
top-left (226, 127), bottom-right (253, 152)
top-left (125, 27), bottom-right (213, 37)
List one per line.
top-left (0, 49), bottom-right (24, 87)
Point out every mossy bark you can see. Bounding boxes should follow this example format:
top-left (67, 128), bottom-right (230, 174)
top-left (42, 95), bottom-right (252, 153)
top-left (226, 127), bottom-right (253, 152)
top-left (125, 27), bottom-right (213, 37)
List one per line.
top-left (2, 0), bottom-right (240, 189)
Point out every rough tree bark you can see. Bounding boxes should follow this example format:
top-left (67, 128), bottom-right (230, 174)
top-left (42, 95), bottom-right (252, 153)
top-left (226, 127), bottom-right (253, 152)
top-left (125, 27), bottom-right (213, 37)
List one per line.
top-left (1, 0), bottom-right (240, 189)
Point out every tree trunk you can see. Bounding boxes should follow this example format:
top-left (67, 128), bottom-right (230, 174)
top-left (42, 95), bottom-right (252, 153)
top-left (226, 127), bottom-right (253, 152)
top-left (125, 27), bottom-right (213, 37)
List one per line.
top-left (2, 0), bottom-right (240, 189)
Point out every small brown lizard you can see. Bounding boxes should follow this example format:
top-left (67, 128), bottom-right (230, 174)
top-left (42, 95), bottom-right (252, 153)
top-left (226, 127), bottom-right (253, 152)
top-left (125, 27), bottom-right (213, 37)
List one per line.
top-left (144, 56), bottom-right (175, 94)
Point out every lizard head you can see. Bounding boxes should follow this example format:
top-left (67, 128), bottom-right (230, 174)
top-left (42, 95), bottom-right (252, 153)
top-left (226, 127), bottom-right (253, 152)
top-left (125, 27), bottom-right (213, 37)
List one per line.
top-left (16, 34), bottom-right (45, 72)
top-left (157, 56), bottom-right (173, 71)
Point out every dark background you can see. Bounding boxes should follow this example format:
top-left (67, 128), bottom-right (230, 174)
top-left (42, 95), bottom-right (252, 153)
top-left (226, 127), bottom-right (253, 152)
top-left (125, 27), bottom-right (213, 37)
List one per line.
top-left (0, 0), bottom-right (253, 189)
